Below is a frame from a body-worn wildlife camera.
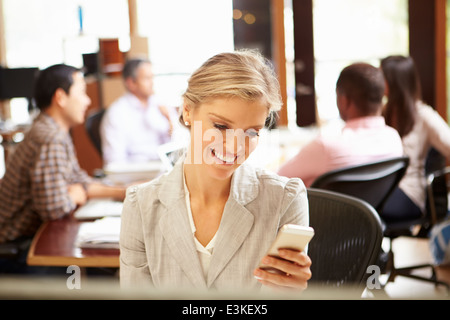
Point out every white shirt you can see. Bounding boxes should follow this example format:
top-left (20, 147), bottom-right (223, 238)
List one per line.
top-left (183, 173), bottom-right (217, 278)
top-left (100, 93), bottom-right (176, 165)
top-left (400, 102), bottom-right (450, 212)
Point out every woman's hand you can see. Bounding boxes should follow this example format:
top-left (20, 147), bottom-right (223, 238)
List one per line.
top-left (253, 249), bottom-right (312, 291)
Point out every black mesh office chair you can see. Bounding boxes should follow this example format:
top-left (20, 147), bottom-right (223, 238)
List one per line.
top-left (426, 166), bottom-right (450, 227)
top-left (307, 188), bottom-right (383, 293)
top-left (0, 237), bottom-right (32, 273)
top-left (382, 150), bottom-right (449, 288)
top-left (310, 156), bottom-right (409, 214)
top-left (424, 148), bottom-right (449, 230)
top-left (0, 239), bottom-right (30, 258)
top-left (310, 155), bottom-right (448, 289)
top-left (85, 108), bottom-right (105, 156)
top-left (310, 156), bottom-right (409, 289)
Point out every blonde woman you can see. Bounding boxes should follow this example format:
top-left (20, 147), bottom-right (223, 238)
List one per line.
top-left (119, 50), bottom-right (311, 292)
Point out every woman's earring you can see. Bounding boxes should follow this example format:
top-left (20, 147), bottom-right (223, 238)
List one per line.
top-left (185, 121), bottom-right (190, 126)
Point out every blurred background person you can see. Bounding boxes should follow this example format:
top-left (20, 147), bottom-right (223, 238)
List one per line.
top-left (100, 58), bottom-right (180, 165)
top-left (0, 64), bottom-right (126, 272)
top-left (380, 55), bottom-right (450, 222)
top-left (278, 62), bottom-right (403, 187)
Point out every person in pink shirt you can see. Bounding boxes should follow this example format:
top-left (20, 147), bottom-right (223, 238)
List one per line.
top-left (278, 62), bottom-right (403, 187)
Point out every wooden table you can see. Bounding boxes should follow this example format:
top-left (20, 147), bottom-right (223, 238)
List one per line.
top-left (27, 215), bottom-right (119, 268)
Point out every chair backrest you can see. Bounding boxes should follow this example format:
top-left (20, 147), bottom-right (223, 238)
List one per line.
top-left (85, 109), bottom-right (105, 156)
top-left (307, 188), bottom-right (383, 290)
top-left (427, 167), bottom-right (450, 225)
top-left (310, 156), bottom-right (409, 213)
top-left (425, 148), bottom-right (449, 225)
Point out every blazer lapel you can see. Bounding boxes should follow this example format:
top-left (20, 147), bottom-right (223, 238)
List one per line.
top-left (157, 162), bottom-right (207, 289)
top-left (206, 199), bottom-right (254, 287)
top-left (158, 197), bottom-right (207, 289)
top-left (206, 163), bottom-right (258, 287)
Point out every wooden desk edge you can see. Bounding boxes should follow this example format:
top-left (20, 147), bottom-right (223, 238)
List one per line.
top-left (27, 254), bottom-right (119, 268)
top-left (26, 221), bottom-right (47, 266)
top-left (27, 221), bottom-right (119, 268)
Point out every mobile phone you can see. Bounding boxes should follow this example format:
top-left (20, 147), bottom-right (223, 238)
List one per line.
top-left (259, 224), bottom-right (314, 272)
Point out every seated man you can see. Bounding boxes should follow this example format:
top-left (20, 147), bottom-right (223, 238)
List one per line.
top-left (100, 58), bottom-right (179, 165)
top-left (278, 62), bottom-right (403, 187)
top-left (0, 64), bottom-right (126, 249)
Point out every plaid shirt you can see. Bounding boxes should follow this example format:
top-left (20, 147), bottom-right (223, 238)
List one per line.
top-left (0, 113), bottom-right (92, 243)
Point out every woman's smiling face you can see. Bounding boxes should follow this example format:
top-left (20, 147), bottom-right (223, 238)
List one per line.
top-left (184, 97), bottom-right (268, 180)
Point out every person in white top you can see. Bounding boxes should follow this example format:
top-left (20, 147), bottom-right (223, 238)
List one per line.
top-left (100, 58), bottom-right (178, 165)
top-left (380, 55), bottom-right (450, 222)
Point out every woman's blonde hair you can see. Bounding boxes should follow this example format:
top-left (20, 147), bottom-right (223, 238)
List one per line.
top-left (181, 50), bottom-right (282, 126)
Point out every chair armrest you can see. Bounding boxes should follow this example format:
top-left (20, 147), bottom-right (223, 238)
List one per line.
top-left (427, 166), bottom-right (450, 225)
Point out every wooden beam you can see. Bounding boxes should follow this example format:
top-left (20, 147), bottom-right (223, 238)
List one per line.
top-left (292, 0), bottom-right (316, 127)
top-left (409, 0), bottom-right (447, 120)
top-left (434, 0), bottom-right (447, 121)
top-left (271, 0), bottom-right (288, 127)
top-left (0, 0), bottom-right (6, 65)
top-left (128, 0), bottom-right (138, 36)
top-left (0, 0), bottom-right (11, 120)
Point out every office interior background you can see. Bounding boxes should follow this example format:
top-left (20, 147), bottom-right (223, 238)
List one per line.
top-left (0, 0), bottom-right (448, 166)
top-left (0, 0), bottom-right (449, 299)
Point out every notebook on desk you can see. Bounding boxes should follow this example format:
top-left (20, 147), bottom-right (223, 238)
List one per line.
top-left (74, 198), bottom-right (124, 220)
top-left (75, 216), bottom-right (121, 249)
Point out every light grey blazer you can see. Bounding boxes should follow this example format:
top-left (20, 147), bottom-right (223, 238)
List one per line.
top-left (119, 161), bottom-right (308, 291)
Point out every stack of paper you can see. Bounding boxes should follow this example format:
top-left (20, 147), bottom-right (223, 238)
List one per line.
top-left (76, 217), bottom-right (121, 249)
top-left (74, 198), bottom-right (124, 220)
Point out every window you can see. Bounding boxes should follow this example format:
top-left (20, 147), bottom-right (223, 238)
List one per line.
top-left (3, 0), bottom-right (129, 69)
top-left (313, 0), bottom-right (409, 122)
top-left (2, 0), bottom-right (130, 125)
top-left (0, 0), bottom-right (130, 176)
top-left (135, 0), bottom-right (234, 107)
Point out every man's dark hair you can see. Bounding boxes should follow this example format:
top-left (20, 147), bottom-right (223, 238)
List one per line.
top-left (336, 63), bottom-right (385, 116)
top-left (34, 64), bottom-right (80, 111)
top-left (122, 58), bottom-right (151, 80)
